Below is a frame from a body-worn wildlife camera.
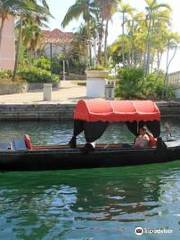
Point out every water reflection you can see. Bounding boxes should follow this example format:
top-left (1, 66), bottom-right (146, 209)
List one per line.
top-left (0, 161), bottom-right (180, 239)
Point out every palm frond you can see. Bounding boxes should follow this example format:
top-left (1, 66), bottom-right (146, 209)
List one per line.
top-left (61, 3), bottom-right (82, 28)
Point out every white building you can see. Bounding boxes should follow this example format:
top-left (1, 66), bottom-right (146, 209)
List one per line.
top-left (42, 28), bottom-right (74, 57)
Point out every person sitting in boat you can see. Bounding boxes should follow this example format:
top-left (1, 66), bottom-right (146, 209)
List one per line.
top-left (134, 127), bottom-right (150, 148)
top-left (134, 126), bottom-right (157, 148)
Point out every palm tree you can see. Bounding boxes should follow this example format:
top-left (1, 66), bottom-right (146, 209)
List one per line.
top-left (12, 0), bottom-right (50, 80)
top-left (0, 0), bottom-right (26, 46)
top-left (95, 0), bottom-right (118, 66)
top-left (71, 24), bottom-right (89, 64)
top-left (61, 0), bottom-right (96, 66)
top-left (163, 32), bottom-right (180, 98)
top-left (144, 0), bottom-right (171, 75)
top-left (118, 2), bottom-right (134, 66)
top-left (16, 13), bottom-right (48, 56)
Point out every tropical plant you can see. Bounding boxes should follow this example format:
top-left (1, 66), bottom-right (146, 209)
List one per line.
top-left (115, 67), bottom-right (174, 100)
top-left (71, 24), bottom-right (89, 65)
top-left (0, 0), bottom-right (23, 46)
top-left (18, 65), bottom-right (59, 84)
top-left (12, 0), bottom-right (51, 80)
top-left (17, 15), bottom-right (47, 54)
top-left (0, 69), bottom-right (12, 79)
top-left (115, 67), bottom-right (144, 99)
top-left (92, 0), bottom-right (118, 65)
top-left (62, 0), bottom-right (119, 67)
top-left (118, 2), bottom-right (134, 66)
top-left (144, 0), bottom-right (171, 75)
top-left (61, 0), bottom-right (96, 66)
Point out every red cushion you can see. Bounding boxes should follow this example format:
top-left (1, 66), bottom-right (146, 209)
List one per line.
top-left (148, 135), bottom-right (157, 147)
top-left (24, 134), bottom-right (33, 150)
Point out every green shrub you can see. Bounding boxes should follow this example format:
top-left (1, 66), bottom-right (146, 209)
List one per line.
top-left (115, 67), bottom-right (174, 100)
top-left (51, 56), bottom-right (62, 75)
top-left (0, 69), bottom-right (12, 79)
top-left (143, 72), bottom-right (174, 99)
top-left (115, 67), bottom-right (144, 99)
top-left (67, 59), bottom-right (86, 75)
top-left (34, 56), bottom-right (51, 71)
top-left (18, 66), bottom-right (59, 83)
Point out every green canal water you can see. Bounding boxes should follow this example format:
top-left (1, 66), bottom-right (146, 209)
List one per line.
top-left (0, 121), bottom-right (180, 239)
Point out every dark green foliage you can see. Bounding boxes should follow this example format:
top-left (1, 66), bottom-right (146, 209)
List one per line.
top-left (115, 67), bottom-right (174, 100)
top-left (115, 67), bottom-right (144, 99)
top-left (143, 72), bottom-right (174, 100)
top-left (34, 57), bottom-right (51, 71)
top-left (18, 66), bottom-right (59, 83)
top-left (17, 56), bottom-right (59, 83)
top-left (33, 56), bottom-right (86, 76)
top-left (0, 70), bottom-right (12, 79)
top-left (68, 58), bottom-right (86, 75)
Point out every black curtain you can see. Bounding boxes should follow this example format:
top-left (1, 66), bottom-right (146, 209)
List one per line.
top-left (69, 120), bottom-right (108, 148)
top-left (69, 120), bottom-right (84, 148)
top-left (84, 121), bottom-right (109, 142)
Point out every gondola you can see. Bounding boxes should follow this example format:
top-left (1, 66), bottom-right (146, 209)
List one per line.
top-left (0, 99), bottom-right (180, 171)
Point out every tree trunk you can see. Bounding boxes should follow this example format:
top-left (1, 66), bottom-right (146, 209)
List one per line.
top-left (157, 50), bottom-right (162, 70)
top-left (163, 41), bottom-right (170, 98)
top-left (147, 18), bottom-right (154, 74)
top-left (87, 20), bottom-right (92, 67)
top-left (144, 14), bottom-right (152, 75)
top-left (89, 41), bottom-right (92, 66)
top-left (122, 12), bottom-right (125, 66)
top-left (97, 19), bottom-right (103, 65)
top-left (97, 21), bottom-right (103, 65)
top-left (130, 20), bottom-right (135, 66)
top-left (12, 16), bottom-right (22, 81)
top-left (104, 19), bottom-right (109, 66)
top-left (66, 60), bottom-right (70, 75)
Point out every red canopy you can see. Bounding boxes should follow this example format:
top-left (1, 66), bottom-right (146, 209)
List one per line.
top-left (74, 99), bottom-right (160, 122)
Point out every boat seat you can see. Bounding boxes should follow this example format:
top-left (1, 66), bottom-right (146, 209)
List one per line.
top-left (24, 134), bottom-right (33, 150)
top-left (0, 142), bottom-right (12, 150)
top-left (12, 138), bottom-right (27, 151)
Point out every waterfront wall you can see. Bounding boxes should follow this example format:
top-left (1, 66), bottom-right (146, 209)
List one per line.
top-left (0, 101), bottom-right (179, 121)
top-left (0, 103), bottom-right (75, 121)
top-left (157, 101), bottom-right (180, 118)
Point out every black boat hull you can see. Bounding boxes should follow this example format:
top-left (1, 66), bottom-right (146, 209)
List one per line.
top-left (0, 143), bottom-right (180, 171)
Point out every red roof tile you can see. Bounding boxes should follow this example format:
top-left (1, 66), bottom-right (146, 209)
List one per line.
top-left (42, 28), bottom-right (74, 44)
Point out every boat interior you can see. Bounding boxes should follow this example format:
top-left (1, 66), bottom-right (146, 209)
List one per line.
top-left (0, 135), bottom-right (155, 152)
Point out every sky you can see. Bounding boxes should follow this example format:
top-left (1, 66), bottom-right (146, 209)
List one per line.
top-left (46, 0), bottom-right (180, 72)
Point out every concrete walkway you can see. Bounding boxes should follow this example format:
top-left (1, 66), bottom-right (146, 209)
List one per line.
top-left (0, 81), bottom-right (86, 104)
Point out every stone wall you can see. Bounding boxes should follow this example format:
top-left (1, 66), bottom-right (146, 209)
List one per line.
top-left (0, 82), bottom-right (28, 95)
top-left (0, 82), bottom-right (60, 95)
top-left (157, 101), bottom-right (180, 118)
top-left (0, 101), bottom-right (179, 121)
top-left (28, 82), bottom-right (60, 91)
top-left (0, 103), bottom-right (74, 120)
